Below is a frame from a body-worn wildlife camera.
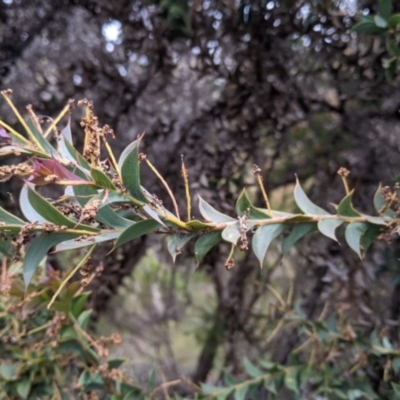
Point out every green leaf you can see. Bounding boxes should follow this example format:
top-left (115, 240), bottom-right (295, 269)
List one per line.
top-left (391, 382), bottom-right (400, 395)
top-left (20, 184), bottom-right (47, 223)
top-left (194, 231), bottom-right (222, 265)
top-left (294, 178), bottom-right (328, 215)
top-left (386, 37), bottom-right (400, 56)
top-left (222, 222), bottom-right (241, 244)
top-left (352, 21), bottom-right (387, 35)
top-left (143, 204), bottom-right (167, 228)
top-left (282, 223), bottom-right (316, 255)
top-left (317, 219), bottom-right (343, 241)
top-left (373, 184), bottom-right (395, 216)
top-left (243, 358), bottom-right (264, 377)
top-left (26, 118), bottom-right (58, 156)
top-left (64, 138), bottom-right (91, 170)
top-left (198, 195), bottom-right (235, 223)
top-left (345, 222), bottom-right (368, 258)
top-left (56, 231), bottom-right (119, 252)
top-left (0, 362), bottom-right (18, 380)
top-left (252, 224), bottom-right (287, 267)
top-left (236, 189), bottom-right (271, 219)
top-left (186, 219), bottom-right (214, 229)
top-left (114, 219), bottom-right (161, 249)
top-left (91, 167), bottom-right (117, 190)
top-left (108, 358), bottom-right (126, 369)
top-left (360, 223), bottom-right (382, 253)
top-left (234, 386), bottom-right (248, 400)
top-left (96, 206), bottom-right (134, 229)
top-left (0, 205), bottom-right (25, 225)
top-left (167, 232), bottom-right (196, 262)
top-left (24, 233), bottom-right (79, 286)
top-left (337, 191), bottom-right (361, 217)
top-left (16, 379), bottom-right (31, 399)
top-left (378, 0), bottom-right (393, 20)
top-left (388, 13), bottom-right (400, 29)
top-left (26, 185), bottom-right (99, 232)
top-left (77, 309), bottom-right (92, 330)
top-left (120, 139), bottom-right (148, 203)
top-left (284, 368), bottom-right (299, 394)
top-left (375, 14), bottom-right (388, 28)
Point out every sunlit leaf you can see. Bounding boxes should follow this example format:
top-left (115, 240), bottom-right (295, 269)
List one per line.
top-left (337, 191), bottom-right (361, 217)
top-left (345, 222), bottom-right (368, 258)
top-left (222, 222), bottom-right (241, 244)
top-left (114, 219), bottom-right (160, 249)
top-left (317, 219), bottom-right (343, 241)
top-left (167, 232), bottom-right (196, 262)
top-left (294, 178), bottom-right (328, 215)
top-left (56, 232), bottom-right (119, 252)
top-left (252, 224), bottom-right (287, 267)
top-left (282, 223), bottom-right (316, 255)
top-left (143, 204), bottom-right (167, 227)
top-left (24, 233), bottom-right (79, 286)
top-left (120, 138), bottom-right (148, 203)
top-left (198, 195), bottom-right (235, 223)
top-left (26, 118), bottom-right (58, 156)
top-left (194, 231), bottom-right (222, 265)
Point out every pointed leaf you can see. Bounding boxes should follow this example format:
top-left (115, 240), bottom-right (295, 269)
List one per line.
top-left (345, 222), bottom-right (368, 258)
top-left (114, 219), bottom-right (161, 249)
top-left (294, 178), bottom-right (328, 215)
top-left (234, 386), bottom-right (248, 400)
top-left (236, 189), bottom-right (271, 219)
top-left (120, 139), bottom-right (148, 203)
top-left (194, 231), bottom-right (222, 265)
top-left (360, 223), bottom-right (382, 253)
top-left (282, 223), bottom-right (316, 255)
top-left (318, 218), bottom-right (343, 241)
top-left (24, 233), bottom-right (79, 286)
top-left (167, 232), bottom-right (196, 262)
top-left (252, 224), bottom-right (287, 267)
top-left (243, 358), bottom-right (264, 377)
top-left (284, 368), bottom-right (299, 394)
top-left (90, 168), bottom-right (117, 190)
top-left (26, 185), bottom-right (99, 232)
top-left (26, 118), bottom-right (58, 156)
top-left (20, 184), bottom-right (47, 223)
top-left (96, 206), bottom-right (134, 229)
top-left (143, 204), bottom-right (167, 227)
top-left (337, 191), bottom-right (361, 217)
top-left (56, 232), bottom-right (119, 252)
top-left (0, 205), bottom-right (25, 225)
top-left (222, 222), bottom-right (241, 244)
top-left (198, 195), bottom-right (235, 223)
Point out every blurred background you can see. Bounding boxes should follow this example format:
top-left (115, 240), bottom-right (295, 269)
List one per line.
top-left (1, 0), bottom-right (400, 398)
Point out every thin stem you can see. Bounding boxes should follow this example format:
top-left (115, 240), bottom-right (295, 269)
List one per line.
top-left (47, 244), bottom-right (96, 310)
top-left (145, 158), bottom-right (180, 219)
top-left (1, 90), bottom-right (43, 150)
top-left (103, 138), bottom-right (121, 178)
top-left (43, 103), bottom-right (71, 138)
top-left (0, 119), bottom-right (30, 145)
top-left (254, 165), bottom-right (272, 217)
top-left (181, 156), bottom-right (191, 221)
top-left (341, 176), bottom-right (350, 195)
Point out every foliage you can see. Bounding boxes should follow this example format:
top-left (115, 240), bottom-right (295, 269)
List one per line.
top-left (353, 0), bottom-right (400, 80)
top-left (1, 92), bottom-right (400, 398)
top-left (0, 258), bottom-right (148, 399)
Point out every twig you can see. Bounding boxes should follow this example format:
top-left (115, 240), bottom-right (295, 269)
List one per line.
top-left (181, 155), bottom-right (191, 221)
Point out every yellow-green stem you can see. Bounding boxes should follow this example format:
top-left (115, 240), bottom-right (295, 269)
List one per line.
top-left (47, 244), bottom-right (96, 309)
